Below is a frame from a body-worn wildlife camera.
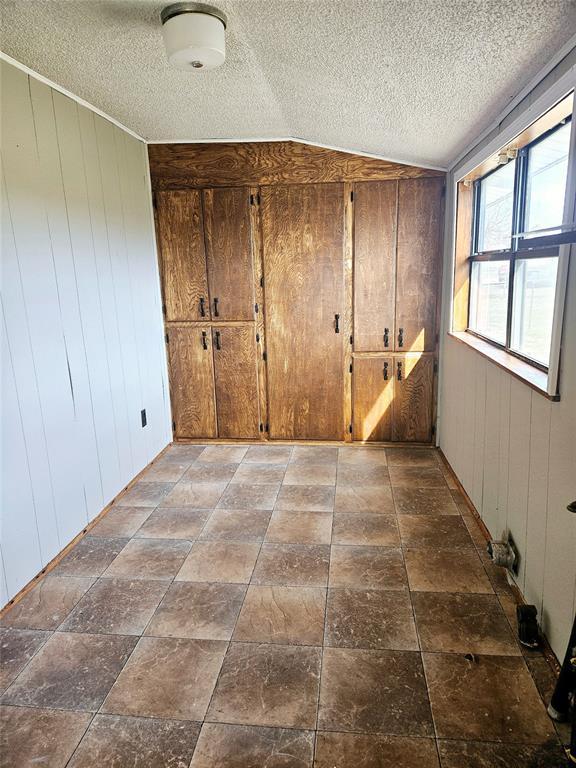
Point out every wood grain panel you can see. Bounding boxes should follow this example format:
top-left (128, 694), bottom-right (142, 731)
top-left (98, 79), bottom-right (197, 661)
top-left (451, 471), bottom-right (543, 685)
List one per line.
top-left (203, 187), bottom-right (255, 321)
top-left (353, 181), bottom-right (397, 351)
top-left (395, 177), bottom-right (444, 352)
top-left (352, 357), bottom-right (393, 441)
top-left (392, 354), bottom-right (434, 442)
top-left (156, 190), bottom-right (209, 321)
top-left (212, 325), bottom-right (260, 438)
top-left (168, 326), bottom-right (217, 438)
top-left (261, 184), bottom-right (345, 440)
top-left (148, 141), bottom-right (445, 189)
top-left (250, 186), bottom-right (269, 437)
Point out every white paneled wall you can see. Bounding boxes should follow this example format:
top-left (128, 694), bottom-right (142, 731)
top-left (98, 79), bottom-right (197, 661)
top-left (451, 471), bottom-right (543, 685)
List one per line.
top-left (0, 60), bottom-right (171, 601)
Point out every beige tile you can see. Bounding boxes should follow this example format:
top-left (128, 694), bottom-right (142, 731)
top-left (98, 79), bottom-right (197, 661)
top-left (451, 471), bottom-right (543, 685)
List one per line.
top-left (337, 465), bottom-right (390, 487)
top-left (337, 447), bottom-right (388, 466)
top-left (182, 463), bottom-right (239, 484)
top-left (243, 445), bottom-right (293, 464)
top-left (176, 541), bottom-right (260, 584)
top-left (200, 508), bottom-right (271, 542)
top-left (134, 508), bottom-right (211, 539)
top-left (162, 445), bottom-right (205, 463)
top-left (404, 548), bottom-right (493, 593)
top-left (397, 515), bottom-right (474, 549)
top-left (393, 487), bottom-right (459, 515)
top-left (329, 546), bottom-right (407, 591)
top-left (53, 537), bottom-right (128, 578)
top-left (283, 463), bottom-right (336, 486)
top-left (140, 460), bottom-right (190, 483)
top-left (103, 539), bottom-right (191, 581)
top-left (216, 483), bottom-right (280, 510)
top-left (332, 513), bottom-right (399, 546)
top-left (266, 510), bottom-right (333, 545)
top-left (232, 463), bottom-right (287, 484)
top-left (198, 446), bottom-right (248, 463)
top-left (0, 628), bottom-right (51, 694)
top-left (252, 544), bottom-right (330, 587)
top-left (115, 482), bottom-right (174, 507)
top-left (385, 448), bottom-right (438, 467)
top-left (0, 576), bottom-right (94, 631)
top-left (291, 446), bottom-right (338, 464)
top-left (388, 466), bottom-right (446, 488)
top-left (334, 485), bottom-right (395, 514)
top-left (275, 485), bottom-right (335, 512)
top-left (90, 507), bottom-right (152, 538)
top-left (160, 482), bottom-right (227, 508)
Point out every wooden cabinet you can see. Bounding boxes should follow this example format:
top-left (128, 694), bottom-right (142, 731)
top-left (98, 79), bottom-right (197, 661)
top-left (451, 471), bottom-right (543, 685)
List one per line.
top-left (352, 356), bottom-right (393, 441)
top-left (212, 325), bottom-right (260, 438)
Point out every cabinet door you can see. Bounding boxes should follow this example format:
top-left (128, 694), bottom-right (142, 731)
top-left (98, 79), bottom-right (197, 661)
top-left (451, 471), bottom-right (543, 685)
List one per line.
top-left (392, 355), bottom-right (434, 442)
top-left (353, 181), bottom-right (397, 352)
top-left (168, 326), bottom-right (216, 438)
top-left (212, 326), bottom-right (260, 438)
top-left (395, 177), bottom-right (444, 352)
top-left (203, 188), bottom-right (255, 321)
top-left (156, 190), bottom-right (210, 321)
top-left (261, 184), bottom-right (345, 440)
top-left (352, 357), bottom-right (394, 441)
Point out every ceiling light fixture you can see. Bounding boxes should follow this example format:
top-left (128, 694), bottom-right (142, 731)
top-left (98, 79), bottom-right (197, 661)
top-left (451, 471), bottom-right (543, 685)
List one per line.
top-left (161, 2), bottom-right (227, 71)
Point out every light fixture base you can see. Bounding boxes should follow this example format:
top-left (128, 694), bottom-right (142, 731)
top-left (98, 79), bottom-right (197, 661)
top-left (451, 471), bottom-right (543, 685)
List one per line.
top-left (161, 2), bottom-right (227, 29)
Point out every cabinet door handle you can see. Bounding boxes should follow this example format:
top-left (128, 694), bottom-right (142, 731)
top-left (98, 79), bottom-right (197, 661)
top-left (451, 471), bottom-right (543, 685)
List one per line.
top-left (213, 297), bottom-right (219, 317)
top-left (383, 362), bottom-right (388, 380)
top-left (215, 330), bottom-right (221, 350)
top-left (199, 297), bottom-right (206, 317)
top-left (201, 331), bottom-right (208, 350)
top-left (384, 327), bottom-right (389, 347)
top-left (398, 328), bottom-right (404, 347)
top-left (397, 361), bottom-right (402, 381)
top-left (334, 313), bottom-right (340, 333)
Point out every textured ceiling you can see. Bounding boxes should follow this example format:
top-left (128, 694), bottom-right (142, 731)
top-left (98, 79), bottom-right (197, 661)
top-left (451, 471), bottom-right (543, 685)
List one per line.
top-left (1, 1), bottom-right (575, 167)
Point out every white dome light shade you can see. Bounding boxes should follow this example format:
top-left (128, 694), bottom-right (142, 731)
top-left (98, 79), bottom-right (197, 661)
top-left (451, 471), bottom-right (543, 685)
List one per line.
top-left (161, 3), bottom-right (227, 71)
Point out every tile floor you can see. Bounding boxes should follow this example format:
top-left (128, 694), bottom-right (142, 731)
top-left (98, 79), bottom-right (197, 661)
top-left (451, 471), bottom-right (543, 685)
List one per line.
top-left (0, 444), bottom-right (568, 767)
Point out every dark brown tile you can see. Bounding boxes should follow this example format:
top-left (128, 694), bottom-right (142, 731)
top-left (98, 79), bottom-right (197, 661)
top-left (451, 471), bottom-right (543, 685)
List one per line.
top-left (404, 548), bottom-right (493, 593)
top-left (388, 466), bottom-right (446, 487)
top-left (332, 513), bottom-right (399, 546)
top-left (233, 585), bottom-right (325, 645)
top-left (146, 582), bottom-right (246, 640)
top-left (423, 653), bottom-right (556, 742)
top-left (318, 648), bottom-right (433, 736)
top-left (314, 732), bottom-right (440, 768)
top-left (393, 486), bottom-right (459, 515)
top-left (325, 589), bottom-right (418, 650)
top-left (266, 510), bottom-right (333, 545)
top-left (244, 445), bottom-right (293, 464)
top-left (0, 628), bottom-right (50, 694)
top-left (217, 483), bottom-right (280, 510)
top-left (412, 592), bottom-right (520, 655)
top-left (183, 462), bottom-right (239, 484)
top-left (103, 539), bottom-right (191, 581)
top-left (160, 481), bottom-right (228, 509)
top-left (479, 550), bottom-right (514, 595)
top-left (200, 508), bottom-right (271, 541)
top-left (116, 481), bottom-right (174, 507)
top-left (232, 463), bottom-right (287, 484)
top-left (252, 544), bottom-right (330, 587)
top-left (398, 515), bottom-right (474, 549)
top-left (2, 632), bottom-right (136, 711)
top-left (162, 444), bottom-right (205, 463)
top-left (334, 485), bottom-right (395, 514)
top-left (176, 541), bottom-right (260, 583)
top-left (462, 513), bottom-right (490, 549)
top-left (0, 576), bottom-right (94, 630)
top-left (0, 705), bottom-right (92, 768)
top-left (90, 506), bottom-right (152, 537)
top-left (337, 464), bottom-right (390, 487)
top-left (329, 546), bottom-right (407, 590)
top-left (337, 447), bottom-right (388, 466)
top-left (437, 740), bottom-right (567, 768)
top-left (198, 446), bottom-right (248, 463)
top-left (59, 579), bottom-right (168, 635)
top-left (283, 463), bottom-right (336, 486)
top-left (190, 723), bottom-right (314, 768)
top-left (385, 448), bottom-right (438, 467)
top-left (291, 446), bottom-right (338, 464)
top-left (276, 485), bottom-right (335, 512)
top-left (206, 642), bottom-right (321, 728)
top-left (140, 459), bottom-right (190, 482)
top-left (68, 714), bottom-right (201, 768)
top-left (53, 536), bottom-right (128, 578)
top-left (102, 636), bottom-right (227, 720)
top-left (134, 507), bottom-right (211, 539)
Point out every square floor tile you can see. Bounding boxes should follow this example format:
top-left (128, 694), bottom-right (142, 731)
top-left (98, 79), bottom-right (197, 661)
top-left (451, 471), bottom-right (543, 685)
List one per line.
top-left (462, 513), bottom-right (490, 549)
top-left (412, 592), bottom-right (520, 655)
top-left (206, 642), bottom-right (321, 729)
top-left (198, 446), bottom-right (248, 463)
top-left (398, 515), bottom-right (474, 549)
top-left (336, 465), bottom-right (390, 487)
top-left (146, 582), bottom-right (246, 640)
top-left (53, 536), bottom-right (128, 578)
top-left (160, 482), bottom-right (228, 509)
top-left (329, 546), bottom-right (407, 590)
top-left (290, 446), bottom-right (338, 464)
top-left (393, 487), bottom-right (459, 515)
top-left (0, 628), bottom-right (51, 694)
top-left (232, 463), bottom-right (287, 484)
top-left (102, 636), bottom-right (227, 720)
top-left (423, 653), bottom-right (556, 743)
top-left (325, 589), bottom-right (418, 650)
top-left (243, 445), bottom-right (292, 464)
top-left (252, 544), bottom-right (330, 587)
top-left (200, 508), bottom-right (271, 541)
top-left (59, 579), bottom-right (168, 635)
top-left (68, 714), bottom-right (201, 768)
top-left (388, 466), bottom-right (446, 488)
top-left (404, 549), bottom-right (492, 593)
top-left (2, 632), bottom-right (137, 711)
top-left (103, 539), bottom-right (191, 581)
top-left (115, 481), bottom-right (174, 507)
top-left (176, 541), bottom-right (260, 584)
top-left (190, 723), bottom-right (314, 768)
top-left (134, 508), bottom-right (211, 539)
top-left (162, 444), bottom-right (204, 463)
top-left (0, 576), bottom-right (94, 630)
top-left (334, 485), bottom-right (395, 514)
top-left (314, 732), bottom-right (440, 768)
top-left (233, 585), bottom-right (325, 645)
top-left (217, 483), bottom-right (280, 510)
top-left (337, 447), bottom-right (388, 466)
top-left (1, 705), bottom-right (92, 768)
top-left (437, 740), bottom-right (567, 768)
top-left (90, 507), bottom-right (152, 537)
top-left (275, 485), bottom-right (335, 512)
top-left (141, 459), bottom-right (190, 483)
top-left (385, 448), bottom-right (438, 467)
top-left (183, 463), bottom-right (239, 484)
top-left (332, 513), bottom-right (399, 546)
top-left (265, 510), bottom-right (333, 545)
top-left (283, 463), bottom-right (336, 486)
top-left (318, 648), bottom-right (433, 736)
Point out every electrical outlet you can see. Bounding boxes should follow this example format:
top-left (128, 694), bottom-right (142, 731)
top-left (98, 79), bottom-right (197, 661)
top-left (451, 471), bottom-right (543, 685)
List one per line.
top-left (141, 409), bottom-right (147, 428)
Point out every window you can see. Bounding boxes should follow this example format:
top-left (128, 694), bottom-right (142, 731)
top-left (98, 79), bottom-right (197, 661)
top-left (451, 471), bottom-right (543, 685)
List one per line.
top-left (468, 117), bottom-right (571, 370)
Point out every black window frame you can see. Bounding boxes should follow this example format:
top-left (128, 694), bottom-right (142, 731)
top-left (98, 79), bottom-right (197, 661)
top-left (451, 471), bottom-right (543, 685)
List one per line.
top-left (467, 116), bottom-right (572, 373)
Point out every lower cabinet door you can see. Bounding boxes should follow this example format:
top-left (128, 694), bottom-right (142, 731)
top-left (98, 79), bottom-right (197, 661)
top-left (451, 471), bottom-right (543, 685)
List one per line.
top-left (168, 325), bottom-right (217, 438)
top-left (212, 325), bottom-right (260, 438)
top-left (352, 356), bottom-right (394, 441)
top-left (392, 354), bottom-right (434, 442)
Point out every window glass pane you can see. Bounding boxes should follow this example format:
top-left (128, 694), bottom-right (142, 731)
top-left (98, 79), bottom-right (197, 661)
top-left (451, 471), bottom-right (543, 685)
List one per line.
top-left (511, 257), bottom-right (558, 366)
top-left (525, 122), bottom-right (570, 234)
top-left (477, 161), bottom-right (515, 252)
top-left (469, 260), bottom-right (509, 344)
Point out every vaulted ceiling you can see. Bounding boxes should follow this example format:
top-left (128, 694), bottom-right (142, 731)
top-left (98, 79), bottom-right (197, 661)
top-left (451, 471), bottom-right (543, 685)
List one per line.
top-left (1, 0), bottom-right (575, 167)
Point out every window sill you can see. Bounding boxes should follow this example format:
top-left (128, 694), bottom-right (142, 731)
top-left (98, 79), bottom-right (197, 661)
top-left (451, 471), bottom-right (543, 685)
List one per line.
top-left (447, 331), bottom-right (559, 401)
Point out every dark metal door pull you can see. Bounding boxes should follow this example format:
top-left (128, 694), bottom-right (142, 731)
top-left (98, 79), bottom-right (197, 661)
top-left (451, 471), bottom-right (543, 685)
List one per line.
top-left (397, 362), bottom-right (402, 381)
top-left (398, 328), bottom-right (404, 347)
top-left (213, 297), bottom-right (219, 317)
top-left (201, 331), bottom-right (208, 350)
top-left (384, 328), bottom-right (389, 347)
top-left (215, 330), bottom-right (221, 350)
top-left (199, 297), bottom-right (206, 317)
top-left (383, 362), bottom-right (388, 380)
top-left (335, 314), bottom-right (340, 333)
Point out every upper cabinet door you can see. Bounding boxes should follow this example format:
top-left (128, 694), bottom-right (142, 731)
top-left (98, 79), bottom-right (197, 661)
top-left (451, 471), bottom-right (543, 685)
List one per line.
top-left (203, 188), bottom-right (255, 321)
top-left (353, 181), bottom-right (397, 352)
top-left (156, 190), bottom-right (210, 321)
top-left (395, 177), bottom-right (444, 352)
top-left (212, 325), bottom-right (260, 438)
